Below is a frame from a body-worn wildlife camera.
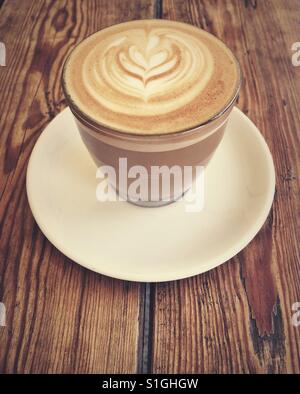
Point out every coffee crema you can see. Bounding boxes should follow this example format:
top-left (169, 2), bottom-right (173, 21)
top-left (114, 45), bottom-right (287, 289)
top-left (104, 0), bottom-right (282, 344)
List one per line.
top-left (63, 20), bottom-right (240, 134)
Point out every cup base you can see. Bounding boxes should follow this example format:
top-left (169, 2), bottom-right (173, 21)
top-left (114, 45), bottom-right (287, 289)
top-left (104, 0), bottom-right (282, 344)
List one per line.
top-left (127, 198), bottom-right (177, 208)
top-left (116, 188), bottom-right (189, 208)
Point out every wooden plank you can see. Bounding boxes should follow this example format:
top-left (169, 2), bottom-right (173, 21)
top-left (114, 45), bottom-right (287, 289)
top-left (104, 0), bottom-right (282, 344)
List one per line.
top-left (0, 0), bottom-right (155, 373)
top-left (153, 0), bottom-right (300, 373)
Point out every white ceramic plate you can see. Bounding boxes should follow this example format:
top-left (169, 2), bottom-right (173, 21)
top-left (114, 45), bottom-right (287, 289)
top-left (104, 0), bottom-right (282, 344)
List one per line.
top-left (26, 107), bottom-right (275, 282)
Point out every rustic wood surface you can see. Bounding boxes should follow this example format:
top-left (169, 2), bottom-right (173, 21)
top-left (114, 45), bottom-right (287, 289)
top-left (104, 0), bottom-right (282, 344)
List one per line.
top-left (0, 0), bottom-right (155, 374)
top-left (0, 0), bottom-right (299, 374)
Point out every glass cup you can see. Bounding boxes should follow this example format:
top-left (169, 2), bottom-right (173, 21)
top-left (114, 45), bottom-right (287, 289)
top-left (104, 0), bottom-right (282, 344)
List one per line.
top-left (62, 28), bottom-right (241, 207)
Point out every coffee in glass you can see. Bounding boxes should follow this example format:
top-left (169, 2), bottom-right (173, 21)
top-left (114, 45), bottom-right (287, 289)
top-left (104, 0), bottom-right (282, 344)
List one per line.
top-left (62, 19), bottom-right (241, 206)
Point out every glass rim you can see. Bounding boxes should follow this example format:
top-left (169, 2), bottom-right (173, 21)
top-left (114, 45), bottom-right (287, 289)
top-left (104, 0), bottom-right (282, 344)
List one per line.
top-left (61, 19), bottom-right (242, 139)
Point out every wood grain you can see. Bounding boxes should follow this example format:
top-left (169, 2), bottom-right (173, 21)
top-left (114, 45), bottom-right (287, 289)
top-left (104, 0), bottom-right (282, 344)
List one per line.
top-left (1, 0), bottom-right (299, 374)
top-left (152, 0), bottom-right (300, 373)
top-left (0, 0), bottom-right (155, 373)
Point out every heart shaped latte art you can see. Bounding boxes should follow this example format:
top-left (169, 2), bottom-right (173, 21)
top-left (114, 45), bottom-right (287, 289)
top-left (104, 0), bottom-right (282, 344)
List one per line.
top-left (82, 28), bottom-right (214, 116)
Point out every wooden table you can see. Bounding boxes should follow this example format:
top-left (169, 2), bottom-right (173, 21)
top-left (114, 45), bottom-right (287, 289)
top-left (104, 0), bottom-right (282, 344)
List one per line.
top-left (0, 0), bottom-right (299, 374)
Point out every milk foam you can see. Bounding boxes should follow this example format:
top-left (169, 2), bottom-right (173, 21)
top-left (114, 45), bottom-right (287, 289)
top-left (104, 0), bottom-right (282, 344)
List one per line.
top-left (64, 20), bottom-right (239, 134)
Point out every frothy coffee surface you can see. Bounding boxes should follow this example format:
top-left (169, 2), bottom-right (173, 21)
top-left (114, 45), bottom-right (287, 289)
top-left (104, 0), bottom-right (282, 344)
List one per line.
top-left (64, 20), bottom-right (239, 134)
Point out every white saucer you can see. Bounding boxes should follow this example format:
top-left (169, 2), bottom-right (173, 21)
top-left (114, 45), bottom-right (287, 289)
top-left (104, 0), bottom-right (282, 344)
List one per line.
top-left (26, 107), bottom-right (275, 282)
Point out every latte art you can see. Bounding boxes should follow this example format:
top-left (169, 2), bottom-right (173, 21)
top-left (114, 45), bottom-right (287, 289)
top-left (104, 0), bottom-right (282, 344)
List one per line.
top-left (84, 30), bottom-right (214, 115)
top-left (64, 20), bottom-right (239, 134)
